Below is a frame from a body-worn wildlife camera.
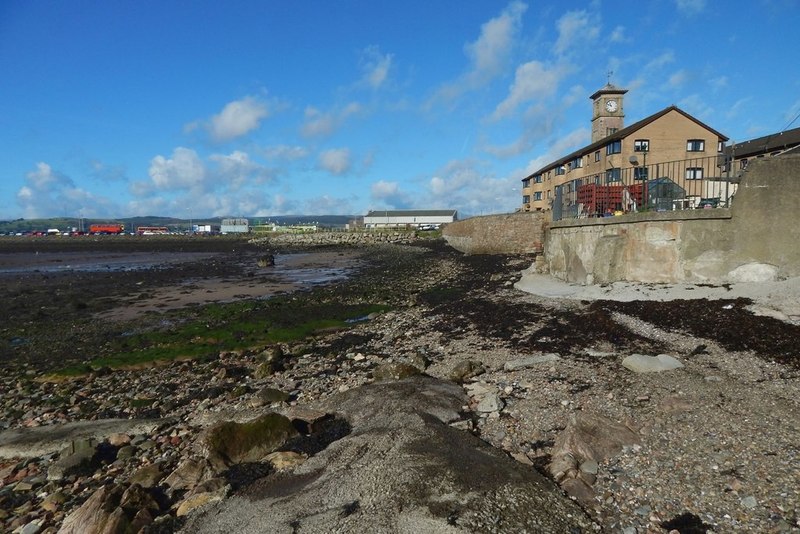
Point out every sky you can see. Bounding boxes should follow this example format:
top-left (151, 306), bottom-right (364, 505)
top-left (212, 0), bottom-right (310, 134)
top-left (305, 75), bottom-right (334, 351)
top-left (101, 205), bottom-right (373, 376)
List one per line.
top-left (2, 0), bottom-right (799, 221)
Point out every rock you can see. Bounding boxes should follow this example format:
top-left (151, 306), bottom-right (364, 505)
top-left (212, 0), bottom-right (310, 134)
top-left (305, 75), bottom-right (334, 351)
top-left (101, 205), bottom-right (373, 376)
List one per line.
top-left (622, 354), bottom-right (684, 373)
top-left (107, 433), bottom-right (130, 447)
top-left (119, 483), bottom-right (159, 515)
top-left (264, 451), bottom-right (306, 470)
top-left (129, 463), bottom-right (164, 488)
top-left (164, 458), bottom-right (215, 491)
top-left (202, 412), bottom-right (299, 465)
top-left (256, 254), bottom-right (275, 268)
top-left (504, 353), bottom-right (561, 371)
top-left (550, 412), bottom-right (639, 482)
top-left (40, 491), bottom-right (68, 512)
top-left (58, 484), bottom-right (129, 534)
top-left (181, 376), bottom-right (596, 533)
top-left (448, 359), bottom-right (485, 383)
top-left (476, 393), bottom-right (505, 413)
top-left (741, 495), bottom-right (758, 509)
top-left (372, 362), bottom-right (423, 381)
top-left (253, 387), bottom-right (290, 406)
top-left (47, 439), bottom-right (97, 481)
top-left (0, 418), bottom-right (166, 459)
top-left (176, 489), bottom-right (226, 517)
top-left (561, 477), bottom-right (596, 504)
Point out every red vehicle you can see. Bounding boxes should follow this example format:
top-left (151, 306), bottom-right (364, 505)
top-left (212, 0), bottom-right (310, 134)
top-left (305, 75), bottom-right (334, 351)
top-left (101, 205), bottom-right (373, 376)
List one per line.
top-left (89, 223), bottom-right (125, 234)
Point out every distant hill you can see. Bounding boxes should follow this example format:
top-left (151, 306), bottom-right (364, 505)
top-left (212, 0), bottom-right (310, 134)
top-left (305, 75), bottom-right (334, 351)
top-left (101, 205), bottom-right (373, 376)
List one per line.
top-left (0, 215), bottom-right (357, 234)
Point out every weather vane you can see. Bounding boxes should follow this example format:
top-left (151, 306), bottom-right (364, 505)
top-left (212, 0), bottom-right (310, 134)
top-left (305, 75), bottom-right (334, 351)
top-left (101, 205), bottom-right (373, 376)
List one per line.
top-left (607, 70), bottom-right (613, 85)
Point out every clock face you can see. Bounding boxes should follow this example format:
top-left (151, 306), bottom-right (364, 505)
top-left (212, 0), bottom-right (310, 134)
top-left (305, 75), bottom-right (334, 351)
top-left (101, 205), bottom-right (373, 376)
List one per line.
top-left (605, 99), bottom-right (618, 112)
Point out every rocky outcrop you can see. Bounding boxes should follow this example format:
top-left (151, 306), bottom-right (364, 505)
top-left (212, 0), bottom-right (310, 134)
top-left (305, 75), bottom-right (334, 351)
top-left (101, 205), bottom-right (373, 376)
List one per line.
top-left (182, 376), bottom-right (596, 533)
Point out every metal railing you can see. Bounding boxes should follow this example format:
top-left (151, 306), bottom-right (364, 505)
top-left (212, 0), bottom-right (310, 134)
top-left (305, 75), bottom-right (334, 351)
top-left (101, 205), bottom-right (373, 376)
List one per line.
top-left (552, 154), bottom-right (736, 221)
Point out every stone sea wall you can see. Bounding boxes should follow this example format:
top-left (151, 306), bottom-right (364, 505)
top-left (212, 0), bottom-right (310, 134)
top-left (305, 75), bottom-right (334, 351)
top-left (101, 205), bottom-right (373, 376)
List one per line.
top-left (249, 231), bottom-right (420, 247)
top-left (442, 212), bottom-right (546, 255)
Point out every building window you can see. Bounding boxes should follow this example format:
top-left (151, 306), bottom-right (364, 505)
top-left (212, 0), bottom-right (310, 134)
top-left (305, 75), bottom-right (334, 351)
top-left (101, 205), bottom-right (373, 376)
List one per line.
top-left (687, 139), bottom-right (705, 152)
top-left (555, 166), bottom-right (566, 175)
top-left (686, 167), bottom-right (704, 180)
top-left (634, 167), bottom-right (649, 180)
top-left (718, 141), bottom-right (724, 152)
top-left (522, 178), bottom-right (530, 188)
top-left (606, 127), bottom-right (618, 136)
top-left (606, 167), bottom-right (621, 182)
top-left (522, 195), bottom-right (530, 204)
top-left (594, 150), bottom-right (600, 162)
top-left (533, 174), bottom-right (542, 183)
top-left (571, 157), bottom-right (583, 169)
top-left (546, 190), bottom-right (552, 199)
top-left (606, 140), bottom-right (622, 155)
top-left (594, 174), bottom-right (601, 184)
top-left (739, 158), bottom-right (748, 170)
top-left (533, 191), bottom-right (542, 201)
top-left (634, 139), bottom-right (650, 152)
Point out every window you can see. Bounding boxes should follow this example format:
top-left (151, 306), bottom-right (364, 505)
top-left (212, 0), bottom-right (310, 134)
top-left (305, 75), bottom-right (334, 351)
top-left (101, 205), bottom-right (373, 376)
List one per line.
top-left (555, 165), bottom-right (566, 175)
top-left (634, 167), bottom-right (649, 180)
top-left (546, 190), bottom-right (552, 199)
top-left (522, 195), bottom-right (530, 204)
top-left (570, 156), bottom-right (583, 169)
top-left (687, 139), bottom-right (705, 152)
top-left (739, 158), bottom-right (748, 170)
top-left (606, 127), bottom-right (618, 136)
top-left (594, 150), bottom-right (601, 162)
top-left (533, 174), bottom-right (542, 183)
top-left (634, 139), bottom-right (650, 152)
top-left (522, 178), bottom-right (530, 188)
top-left (606, 167), bottom-right (621, 182)
top-left (533, 191), bottom-right (542, 201)
top-left (718, 141), bottom-right (724, 152)
top-left (594, 174), bottom-right (601, 184)
top-left (606, 140), bottom-right (622, 155)
top-left (686, 167), bottom-right (704, 180)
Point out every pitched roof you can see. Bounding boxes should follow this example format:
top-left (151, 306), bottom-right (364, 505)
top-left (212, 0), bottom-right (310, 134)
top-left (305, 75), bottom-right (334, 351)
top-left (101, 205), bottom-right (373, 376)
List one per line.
top-left (727, 126), bottom-right (800, 158)
top-left (524, 106), bottom-right (729, 180)
top-left (364, 209), bottom-right (457, 218)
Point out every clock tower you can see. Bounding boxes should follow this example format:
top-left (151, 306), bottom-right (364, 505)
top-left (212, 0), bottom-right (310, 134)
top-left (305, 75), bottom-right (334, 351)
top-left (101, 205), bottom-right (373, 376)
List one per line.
top-left (590, 83), bottom-right (627, 143)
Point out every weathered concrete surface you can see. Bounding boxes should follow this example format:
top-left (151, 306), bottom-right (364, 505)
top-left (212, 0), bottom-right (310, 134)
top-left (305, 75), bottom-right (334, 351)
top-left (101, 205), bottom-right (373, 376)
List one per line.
top-left (443, 212), bottom-right (546, 255)
top-left (546, 154), bottom-right (800, 284)
top-left (182, 376), bottom-right (595, 533)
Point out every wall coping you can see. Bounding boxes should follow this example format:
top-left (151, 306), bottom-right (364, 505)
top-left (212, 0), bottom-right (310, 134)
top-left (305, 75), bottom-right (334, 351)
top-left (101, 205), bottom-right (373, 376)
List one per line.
top-left (550, 208), bottom-right (732, 229)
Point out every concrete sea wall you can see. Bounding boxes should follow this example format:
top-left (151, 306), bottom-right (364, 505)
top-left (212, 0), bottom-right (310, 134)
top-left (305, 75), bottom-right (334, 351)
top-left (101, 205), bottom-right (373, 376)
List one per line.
top-left (546, 154), bottom-right (800, 284)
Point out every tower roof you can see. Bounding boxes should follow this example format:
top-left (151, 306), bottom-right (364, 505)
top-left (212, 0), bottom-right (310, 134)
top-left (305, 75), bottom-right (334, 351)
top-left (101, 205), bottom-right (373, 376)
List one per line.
top-left (589, 83), bottom-right (628, 100)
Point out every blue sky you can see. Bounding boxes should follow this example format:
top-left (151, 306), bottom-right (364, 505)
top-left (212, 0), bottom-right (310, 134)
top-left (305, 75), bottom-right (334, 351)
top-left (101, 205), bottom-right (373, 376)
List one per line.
top-left (2, 0), bottom-right (799, 220)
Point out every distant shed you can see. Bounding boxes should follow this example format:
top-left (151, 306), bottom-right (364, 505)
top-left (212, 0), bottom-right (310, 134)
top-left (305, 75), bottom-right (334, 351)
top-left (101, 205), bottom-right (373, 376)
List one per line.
top-left (363, 209), bottom-right (457, 229)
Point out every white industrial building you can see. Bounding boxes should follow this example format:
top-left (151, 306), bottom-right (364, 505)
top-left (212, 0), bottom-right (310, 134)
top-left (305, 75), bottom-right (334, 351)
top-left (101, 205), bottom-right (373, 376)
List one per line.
top-left (220, 218), bottom-right (250, 233)
top-left (363, 209), bottom-right (457, 229)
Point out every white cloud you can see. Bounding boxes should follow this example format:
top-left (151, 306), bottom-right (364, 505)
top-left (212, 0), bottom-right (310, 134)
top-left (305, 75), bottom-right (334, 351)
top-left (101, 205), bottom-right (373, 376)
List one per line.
top-left (15, 162), bottom-right (117, 219)
top-left (210, 150), bottom-right (275, 189)
top-left (425, 159), bottom-right (519, 215)
top-left (428, 1), bottom-right (526, 107)
top-left (554, 10), bottom-right (600, 56)
top-left (465, 0), bottom-right (527, 84)
top-left (262, 144), bottom-right (310, 161)
top-left (523, 127), bottom-right (591, 175)
top-left (491, 61), bottom-right (565, 120)
top-left (186, 96), bottom-right (269, 142)
top-left (147, 147), bottom-right (206, 191)
top-left (369, 180), bottom-right (413, 209)
top-left (360, 45), bottom-right (393, 89)
top-left (668, 69), bottom-right (689, 88)
top-left (675, 0), bottom-right (706, 15)
top-left (645, 51), bottom-right (675, 71)
top-left (318, 148), bottom-right (351, 175)
top-left (302, 103), bottom-right (362, 138)
top-left (610, 25), bottom-right (627, 43)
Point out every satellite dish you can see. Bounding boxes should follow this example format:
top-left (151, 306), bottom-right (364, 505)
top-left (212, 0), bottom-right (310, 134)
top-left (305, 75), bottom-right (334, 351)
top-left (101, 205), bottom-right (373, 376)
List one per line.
top-left (629, 155), bottom-right (639, 165)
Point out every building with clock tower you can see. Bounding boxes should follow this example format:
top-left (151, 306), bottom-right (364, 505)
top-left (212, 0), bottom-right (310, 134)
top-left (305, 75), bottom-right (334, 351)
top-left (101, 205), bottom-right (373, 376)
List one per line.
top-left (590, 83), bottom-right (627, 143)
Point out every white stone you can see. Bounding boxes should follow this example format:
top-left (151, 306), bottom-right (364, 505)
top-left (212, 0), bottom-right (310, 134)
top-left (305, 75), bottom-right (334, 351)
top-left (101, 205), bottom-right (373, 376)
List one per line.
top-left (622, 354), bottom-right (684, 373)
top-left (504, 353), bottom-right (561, 371)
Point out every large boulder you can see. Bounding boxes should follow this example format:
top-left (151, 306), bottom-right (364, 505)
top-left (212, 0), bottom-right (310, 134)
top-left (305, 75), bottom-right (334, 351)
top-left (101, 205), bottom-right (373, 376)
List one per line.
top-left (182, 376), bottom-right (596, 533)
top-left (202, 412), bottom-right (299, 465)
